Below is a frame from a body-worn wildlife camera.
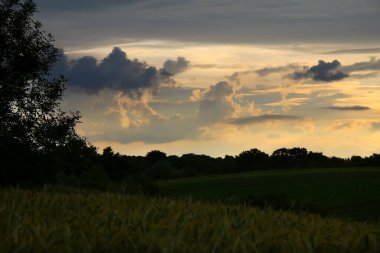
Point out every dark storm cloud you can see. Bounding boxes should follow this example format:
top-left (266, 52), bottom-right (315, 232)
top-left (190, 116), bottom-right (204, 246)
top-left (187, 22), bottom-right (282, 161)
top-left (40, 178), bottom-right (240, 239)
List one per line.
top-left (34, 0), bottom-right (380, 48)
top-left (52, 47), bottom-right (188, 98)
top-left (163, 57), bottom-right (190, 75)
top-left (325, 106), bottom-right (371, 111)
top-left (341, 58), bottom-right (380, 73)
top-left (227, 114), bottom-right (301, 126)
top-left (291, 60), bottom-right (349, 82)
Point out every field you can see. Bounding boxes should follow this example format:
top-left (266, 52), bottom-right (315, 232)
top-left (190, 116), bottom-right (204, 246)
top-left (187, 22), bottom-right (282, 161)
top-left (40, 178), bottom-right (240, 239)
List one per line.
top-left (158, 167), bottom-right (380, 221)
top-left (1, 188), bottom-right (380, 252)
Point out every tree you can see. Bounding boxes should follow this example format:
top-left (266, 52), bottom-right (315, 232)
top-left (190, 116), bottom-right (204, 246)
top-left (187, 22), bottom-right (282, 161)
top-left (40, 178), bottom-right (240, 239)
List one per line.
top-left (236, 148), bottom-right (269, 170)
top-left (146, 150), bottom-right (167, 166)
top-left (306, 151), bottom-right (328, 168)
top-left (0, 0), bottom-right (86, 185)
top-left (0, 0), bottom-right (81, 153)
top-left (271, 148), bottom-right (308, 168)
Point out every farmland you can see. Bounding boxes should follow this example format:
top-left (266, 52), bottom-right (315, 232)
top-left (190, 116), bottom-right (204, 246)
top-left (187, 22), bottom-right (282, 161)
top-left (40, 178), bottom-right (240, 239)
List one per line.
top-left (158, 167), bottom-right (380, 221)
top-left (1, 188), bottom-right (380, 252)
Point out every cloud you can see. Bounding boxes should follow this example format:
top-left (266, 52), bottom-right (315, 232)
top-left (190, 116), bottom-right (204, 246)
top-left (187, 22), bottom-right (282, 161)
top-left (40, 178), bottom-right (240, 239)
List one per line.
top-left (52, 48), bottom-right (191, 129)
top-left (325, 106), bottom-right (371, 111)
top-left (114, 92), bottom-right (166, 128)
top-left (95, 117), bottom-right (202, 144)
top-left (371, 122), bottom-right (380, 131)
top-left (329, 120), bottom-right (368, 131)
top-left (197, 81), bottom-right (236, 124)
top-left (341, 58), bottom-right (380, 73)
top-left (53, 47), bottom-right (162, 98)
top-left (191, 64), bottom-right (218, 69)
top-left (35, 0), bottom-right (380, 48)
top-left (52, 47), bottom-right (190, 99)
top-left (35, 0), bottom-right (139, 11)
top-left (62, 89), bottom-right (202, 144)
top-left (349, 72), bottom-right (379, 79)
top-left (163, 57), bottom-right (190, 75)
top-left (255, 64), bottom-right (300, 76)
top-left (324, 48), bottom-right (380, 55)
top-left (226, 114), bottom-right (301, 125)
top-left (260, 90), bottom-right (353, 120)
top-left (225, 58), bottom-right (380, 84)
top-left (291, 60), bottom-right (349, 82)
top-left (193, 79), bottom-right (260, 125)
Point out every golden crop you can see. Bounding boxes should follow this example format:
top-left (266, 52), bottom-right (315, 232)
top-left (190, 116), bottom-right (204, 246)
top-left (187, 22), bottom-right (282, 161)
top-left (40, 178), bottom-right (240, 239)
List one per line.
top-left (1, 188), bottom-right (379, 252)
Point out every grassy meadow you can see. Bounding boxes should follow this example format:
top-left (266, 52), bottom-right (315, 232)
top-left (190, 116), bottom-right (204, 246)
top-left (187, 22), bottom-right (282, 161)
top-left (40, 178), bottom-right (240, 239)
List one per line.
top-left (1, 188), bottom-right (380, 253)
top-left (158, 167), bottom-right (380, 221)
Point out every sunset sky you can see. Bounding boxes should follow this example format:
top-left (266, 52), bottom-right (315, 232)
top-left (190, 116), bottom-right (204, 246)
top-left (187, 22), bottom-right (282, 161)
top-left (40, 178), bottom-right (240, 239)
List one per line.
top-left (35, 0), bottom-right (380, 157)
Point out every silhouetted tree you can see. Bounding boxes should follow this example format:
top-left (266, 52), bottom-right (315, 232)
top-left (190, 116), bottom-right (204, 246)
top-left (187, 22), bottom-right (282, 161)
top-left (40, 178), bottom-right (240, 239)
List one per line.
top-left (237, 148), bottom-right (269, 170)
top-left (146, 150), bottom-right (167, 166)
top-left (100, 147), bottom-right (129, 182)
top-left (368, 154), bottom-right (380, 166)
top-left (271, 148), bottom-right (308, 168)
top-left (102, 146), bottom-right (117, 159)
top-left (306, 151), bottom-right (329, 168)
top-left (0, 0), bottom-right (84, 185)
top-left (0, 0), bottom-right (81, 153)
top-left (350, 155), bottom-right (365, 167)
top-left (219, 155), bottom-right (237, 173)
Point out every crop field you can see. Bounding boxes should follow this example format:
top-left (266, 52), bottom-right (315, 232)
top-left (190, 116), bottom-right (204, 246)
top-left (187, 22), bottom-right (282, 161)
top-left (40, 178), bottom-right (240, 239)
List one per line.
top-left (158, 167), bottom-right (380, 221)
top-left (1, 188), bottom-right (380, 253)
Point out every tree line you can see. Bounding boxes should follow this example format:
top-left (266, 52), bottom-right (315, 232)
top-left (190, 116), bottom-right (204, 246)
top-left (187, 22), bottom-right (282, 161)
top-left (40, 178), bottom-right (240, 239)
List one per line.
top-left (2, 143), bottom-right (380, 188)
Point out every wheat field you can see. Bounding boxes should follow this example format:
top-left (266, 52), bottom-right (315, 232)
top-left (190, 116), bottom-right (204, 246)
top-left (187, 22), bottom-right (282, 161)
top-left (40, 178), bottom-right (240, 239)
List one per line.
top-left (1, 188), bottom-right (380, 252)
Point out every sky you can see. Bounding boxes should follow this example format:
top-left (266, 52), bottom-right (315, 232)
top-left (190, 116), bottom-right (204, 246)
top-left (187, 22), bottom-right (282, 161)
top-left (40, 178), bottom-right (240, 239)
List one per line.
top-left (35, 0), bottom-right (380, 157)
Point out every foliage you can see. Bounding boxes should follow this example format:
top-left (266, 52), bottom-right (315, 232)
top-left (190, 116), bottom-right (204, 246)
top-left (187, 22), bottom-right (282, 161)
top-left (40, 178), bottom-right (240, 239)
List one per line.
top-left (146, 150), bottom-right (167, 166)
top-left (106, 147), bottom-right (377, 181)
top-left (236, 148), bottom-right (269, 170)
top-left (0, 0), bottom-right (81, 153)
top-left (0, 0), bottom-right (88, 186)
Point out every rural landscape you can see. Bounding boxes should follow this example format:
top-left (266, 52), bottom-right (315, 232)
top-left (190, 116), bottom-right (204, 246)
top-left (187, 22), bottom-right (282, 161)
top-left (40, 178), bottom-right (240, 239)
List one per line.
top-left (1, 0), bottom-right (380, 252)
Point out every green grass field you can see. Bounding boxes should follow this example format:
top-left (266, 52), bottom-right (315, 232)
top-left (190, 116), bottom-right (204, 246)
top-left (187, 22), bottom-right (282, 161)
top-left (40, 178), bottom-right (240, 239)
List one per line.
top-left (1, 188), bottom-right (380, 252)
top-left (158, 167), bottom-right (380, 221)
